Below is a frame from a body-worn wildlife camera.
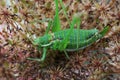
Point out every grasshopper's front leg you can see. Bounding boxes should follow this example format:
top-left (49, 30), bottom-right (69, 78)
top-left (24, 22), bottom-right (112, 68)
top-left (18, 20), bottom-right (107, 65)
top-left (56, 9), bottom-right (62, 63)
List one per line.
top-left (27, 47), bottom-right (47, 62)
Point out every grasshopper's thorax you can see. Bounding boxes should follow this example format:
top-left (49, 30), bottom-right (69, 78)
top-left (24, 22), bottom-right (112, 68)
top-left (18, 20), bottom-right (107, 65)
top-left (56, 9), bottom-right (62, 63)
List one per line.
top-left (33, 33), bottom-right (55, 47)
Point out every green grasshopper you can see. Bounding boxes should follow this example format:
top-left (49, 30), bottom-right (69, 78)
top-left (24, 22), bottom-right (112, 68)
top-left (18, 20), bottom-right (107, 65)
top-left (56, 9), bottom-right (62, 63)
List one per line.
top-left (28, 0), bottom-right (109, 61)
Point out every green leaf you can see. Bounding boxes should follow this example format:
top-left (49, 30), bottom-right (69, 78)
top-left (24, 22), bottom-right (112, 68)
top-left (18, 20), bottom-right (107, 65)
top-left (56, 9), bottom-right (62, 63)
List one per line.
top-left (52, 0), bottom-right (61, 32)
top-left (59, 0), bottom-right (70, 25)
top-left (75, 14), bottom-right (82, 49)
top-left (59, 14), bottom-right (82, 50)
top-left (45, 19), bottom-right (53, 34)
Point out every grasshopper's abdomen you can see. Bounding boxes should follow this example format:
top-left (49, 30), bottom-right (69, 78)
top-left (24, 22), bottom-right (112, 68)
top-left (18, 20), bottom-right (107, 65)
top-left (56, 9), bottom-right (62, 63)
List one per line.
top-left (53, 29), bottom-right (99, 51)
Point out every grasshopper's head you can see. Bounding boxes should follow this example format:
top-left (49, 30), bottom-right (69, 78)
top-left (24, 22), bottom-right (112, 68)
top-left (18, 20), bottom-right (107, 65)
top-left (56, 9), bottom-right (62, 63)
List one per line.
top-left (33, 34), bottom-right (52, 47)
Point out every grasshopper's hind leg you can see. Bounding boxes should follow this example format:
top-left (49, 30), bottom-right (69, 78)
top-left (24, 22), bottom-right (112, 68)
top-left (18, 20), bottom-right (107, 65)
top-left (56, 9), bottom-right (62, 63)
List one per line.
top-left (27, 48), bottom-right (47, 62)
top-left (64, 50), bottom-right (70, 59)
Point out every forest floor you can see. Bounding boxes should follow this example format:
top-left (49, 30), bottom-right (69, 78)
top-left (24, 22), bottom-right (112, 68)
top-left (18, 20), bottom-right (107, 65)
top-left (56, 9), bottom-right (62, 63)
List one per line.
top-left (0, 0), bottom-right (120, 80)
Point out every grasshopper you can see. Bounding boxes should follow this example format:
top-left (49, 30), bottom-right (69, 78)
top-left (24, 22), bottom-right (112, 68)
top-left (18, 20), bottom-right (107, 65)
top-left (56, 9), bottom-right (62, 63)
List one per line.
top-left (28, 0), bottom-right (109, 61)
